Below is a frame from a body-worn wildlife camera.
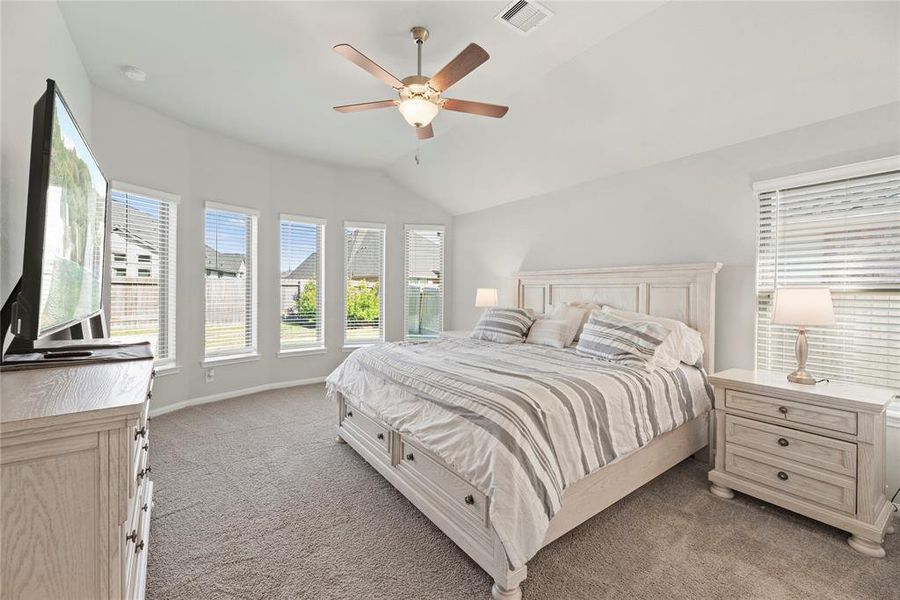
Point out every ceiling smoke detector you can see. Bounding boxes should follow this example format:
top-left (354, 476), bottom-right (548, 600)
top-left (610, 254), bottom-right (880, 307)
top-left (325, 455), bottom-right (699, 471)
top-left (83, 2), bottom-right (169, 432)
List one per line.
top-left (495, 0), bottom-right (553, 35)
top-left (122, 66), bottom-right (147, 82)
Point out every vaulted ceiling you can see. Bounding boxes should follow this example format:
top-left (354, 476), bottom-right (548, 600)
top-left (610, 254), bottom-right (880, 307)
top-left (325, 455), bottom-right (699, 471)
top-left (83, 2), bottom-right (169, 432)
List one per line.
top-left (60, 1), bottom-right (900, 214)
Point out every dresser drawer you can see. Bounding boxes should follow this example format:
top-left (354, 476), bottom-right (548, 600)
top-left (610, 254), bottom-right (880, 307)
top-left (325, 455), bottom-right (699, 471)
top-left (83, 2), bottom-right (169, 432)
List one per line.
top-left (399, 439), bottom-right (489, 528)
top-left (342, 404), bottom-right (390, 455)
top-left (128, 400), bottom-right (151, 499)
top-left (725, 390), bottom-right (857, 435)
top-left (725, 443), bottom-right (856, 514)
top-left (725, 415), bottom-right (857, 477)
top-left (125, 480), bottom-right (153, 600)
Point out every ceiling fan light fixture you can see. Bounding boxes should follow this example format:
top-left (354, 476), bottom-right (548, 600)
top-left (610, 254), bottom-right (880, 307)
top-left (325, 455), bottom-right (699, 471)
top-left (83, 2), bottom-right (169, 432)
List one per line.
top-left (398, 97), bottom-right (439, 128)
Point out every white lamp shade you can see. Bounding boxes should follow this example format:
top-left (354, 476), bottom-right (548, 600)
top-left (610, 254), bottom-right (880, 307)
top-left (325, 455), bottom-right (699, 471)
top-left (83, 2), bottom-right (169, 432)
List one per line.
top-left (772, 288), bottom-right (835, 327)
top-left (398, 97), bottom-right (439, 127)
top-left (474, 288), bottom-right (499, 308)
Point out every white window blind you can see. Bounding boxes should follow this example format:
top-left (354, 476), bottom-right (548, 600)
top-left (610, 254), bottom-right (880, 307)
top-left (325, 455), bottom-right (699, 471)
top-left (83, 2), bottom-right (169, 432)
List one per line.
top-left (404, 225), bottom-right (444, 339)
top-left (280, 215), bottom-right (325, 351)
top-left (108, 184), bottom-right (177, 365)
top-left (755, 159), bottom-right (900, 389)
top-left (205, 203), bottom-right (258, 358)
top-left (344, 223), bottom-right (385, 346)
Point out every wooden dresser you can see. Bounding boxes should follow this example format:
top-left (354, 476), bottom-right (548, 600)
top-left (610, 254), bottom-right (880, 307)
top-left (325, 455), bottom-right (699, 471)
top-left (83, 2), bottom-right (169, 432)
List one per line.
top-left (1, 359), bottom-right (154, 599)
top-left (708, 369), bottom-right (895, 557)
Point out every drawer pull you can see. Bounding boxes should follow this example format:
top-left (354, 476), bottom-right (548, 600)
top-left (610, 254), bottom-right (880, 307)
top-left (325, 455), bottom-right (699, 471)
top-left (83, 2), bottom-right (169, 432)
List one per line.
top-left (142, 503), bottom-right (148, 512)
top-left (406, 453), bottom-right (415, 461)
top-left (135, 426), bottom-right (147, 440)
top-left (135, 540), bottom-right (145, 553)
top-left (346, 410), bottom-right (353, 418)
top-left (778, 406), bottom-right (788, 415)
top-left (142, 443), bottom-right (149, 452)
top-left (464, 495), bottom-right (475, 505)
top-left (147, 390), bottom-right (153, 400)
top-left (777, 471), bottom-right (789, 481)
top-left (137, 469), bottom-right (146, 480)
top-left (777, 438), bottom-right (790, 447)
top-left (376, 433), bottom-right (384, 440)
top-left (126, 529), bottom-right (137, 543)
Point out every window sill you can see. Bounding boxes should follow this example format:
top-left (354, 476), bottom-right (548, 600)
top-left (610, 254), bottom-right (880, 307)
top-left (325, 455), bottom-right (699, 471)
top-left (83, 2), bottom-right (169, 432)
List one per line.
top-left (153, 363), bottom-right (181, 377)
top-left (201, 353), bottom-right (260, 368)
top-left (277, 347), bottom-right (327, 358)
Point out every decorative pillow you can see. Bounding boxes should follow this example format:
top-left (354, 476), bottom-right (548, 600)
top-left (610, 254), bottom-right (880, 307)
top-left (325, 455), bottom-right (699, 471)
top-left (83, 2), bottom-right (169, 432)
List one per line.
top-left (470, 307), bottom-right (535, 344)
top-left (544, 303), bottom-right (588, 346)
top-left (600, 306), bottom-right (703, 368)
top-left (576, 310), bottom-right (671, 363)
top-left (525, 319), bottom-right (569, 349)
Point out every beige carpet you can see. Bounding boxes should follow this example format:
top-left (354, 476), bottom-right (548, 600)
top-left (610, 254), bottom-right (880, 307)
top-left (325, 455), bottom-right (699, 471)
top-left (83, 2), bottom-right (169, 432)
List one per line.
top-left (146, 384), bottom-right (899, 600)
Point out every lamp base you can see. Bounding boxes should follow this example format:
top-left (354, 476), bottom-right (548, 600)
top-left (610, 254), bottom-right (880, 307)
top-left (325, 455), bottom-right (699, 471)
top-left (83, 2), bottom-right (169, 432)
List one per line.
top-left (787, 368), bottom-right (817, 385)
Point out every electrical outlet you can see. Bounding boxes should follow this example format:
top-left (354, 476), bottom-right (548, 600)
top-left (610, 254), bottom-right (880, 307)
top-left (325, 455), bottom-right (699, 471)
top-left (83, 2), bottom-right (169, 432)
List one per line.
top-left (205, 368), bottom-right (215, 383)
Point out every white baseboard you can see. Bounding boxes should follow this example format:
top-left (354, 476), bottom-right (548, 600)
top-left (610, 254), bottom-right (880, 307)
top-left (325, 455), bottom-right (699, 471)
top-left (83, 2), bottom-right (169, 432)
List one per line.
top-left (149, 376), bottom-right (327, 418)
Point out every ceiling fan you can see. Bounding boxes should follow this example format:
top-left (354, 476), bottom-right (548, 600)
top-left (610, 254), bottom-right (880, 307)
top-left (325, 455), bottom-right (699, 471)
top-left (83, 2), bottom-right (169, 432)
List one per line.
top-left (333, 26), bottom-right (509, 140)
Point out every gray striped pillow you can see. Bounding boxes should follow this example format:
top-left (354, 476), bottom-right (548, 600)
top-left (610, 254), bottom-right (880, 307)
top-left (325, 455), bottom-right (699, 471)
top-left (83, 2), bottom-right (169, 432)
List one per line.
top-left (576, 310), bottom-right (670, 363)
top-left (470, 307), bottom-right (534, 344)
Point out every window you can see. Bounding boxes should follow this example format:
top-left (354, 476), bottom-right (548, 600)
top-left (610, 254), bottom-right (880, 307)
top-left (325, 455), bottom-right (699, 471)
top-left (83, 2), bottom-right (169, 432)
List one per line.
top-left (138, 254), bottom-right (151, 264)
top-left (204, 203), bottom-right (258, 359)
top-left (755, 157), bottom-right (900, 389)
top-left (344, 222), bottom-right (385, 346)
top-left (108, 183), bottom-right (178, 365)
top-left (279, 215), bottom-right (325, 351)
top-left (404, 225), bottom-right (444, 339)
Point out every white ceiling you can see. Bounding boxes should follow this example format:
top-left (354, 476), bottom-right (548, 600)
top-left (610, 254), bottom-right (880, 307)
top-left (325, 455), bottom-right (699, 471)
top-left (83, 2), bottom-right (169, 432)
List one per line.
top-left (60, 1), bottom-right (899, 215)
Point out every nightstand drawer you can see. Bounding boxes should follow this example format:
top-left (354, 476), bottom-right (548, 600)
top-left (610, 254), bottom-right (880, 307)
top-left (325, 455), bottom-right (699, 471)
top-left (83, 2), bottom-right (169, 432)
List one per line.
top-left (725, 444), bottom-right (856, 514)
top-left (725, 415), bottom-right (857, 477)
top-left (725, 390), bottom-right (857, 435)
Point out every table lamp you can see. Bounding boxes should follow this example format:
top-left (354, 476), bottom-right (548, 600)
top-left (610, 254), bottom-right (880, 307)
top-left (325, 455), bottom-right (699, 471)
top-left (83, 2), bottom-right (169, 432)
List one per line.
top-left (772, 288), bottom-right (835, 385)
top-left (475, 288), bottom-right (499, 308)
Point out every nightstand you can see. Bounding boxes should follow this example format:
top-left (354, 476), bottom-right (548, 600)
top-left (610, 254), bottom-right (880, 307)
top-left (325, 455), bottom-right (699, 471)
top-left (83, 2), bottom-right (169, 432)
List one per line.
top-left (708, 369), bottom-right (895, 558)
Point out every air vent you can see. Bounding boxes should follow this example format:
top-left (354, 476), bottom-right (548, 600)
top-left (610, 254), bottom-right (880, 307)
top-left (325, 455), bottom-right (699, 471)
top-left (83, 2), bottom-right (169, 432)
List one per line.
top-left (495, 0), bottom-right (552, 35)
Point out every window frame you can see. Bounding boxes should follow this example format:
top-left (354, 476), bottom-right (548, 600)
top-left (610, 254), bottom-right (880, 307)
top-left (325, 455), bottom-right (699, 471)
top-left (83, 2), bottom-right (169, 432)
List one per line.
top-left (277, 213), bottom-right (326, 356)
top-left (342, 221), bottom-right (386, 350)
top-left (202, 200), bottom-right (260, 365)
top-left (752, 155), bottom-right (900, 394)
top-left (403, 224), bottom-right (445, 340)
top-left (107, 181), bottom-right (179, 369)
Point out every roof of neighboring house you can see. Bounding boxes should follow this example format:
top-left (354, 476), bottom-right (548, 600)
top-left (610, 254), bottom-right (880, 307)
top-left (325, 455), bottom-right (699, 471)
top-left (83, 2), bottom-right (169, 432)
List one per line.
top-left (205, 245), bottom-right (245, 275)
top-left (284, 252), bottom-right (317, 280)
top-left (110, 201), bottom-right (161, 254)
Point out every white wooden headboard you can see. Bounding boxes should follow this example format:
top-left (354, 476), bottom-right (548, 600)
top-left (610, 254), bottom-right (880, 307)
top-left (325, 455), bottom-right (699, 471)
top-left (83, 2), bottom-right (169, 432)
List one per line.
top-left (514, 262), bottom-right (723, 372)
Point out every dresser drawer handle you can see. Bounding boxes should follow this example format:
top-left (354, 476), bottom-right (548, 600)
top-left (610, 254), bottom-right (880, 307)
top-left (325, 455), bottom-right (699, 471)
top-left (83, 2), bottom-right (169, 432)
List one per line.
top-left (142, 443), bottom-right (149, 452)
top-left (777, 471), bottom-right (789, 481)
top-left (778, 406), bottom-right (788, 415)
top-left (147, 390), bottom-right (152, 400)
top-left (135, 426), bottom-right (147, 440)
top-left (135, 540), bottom-right (145, 553)
top-left (777, 438), bottom-right (790, 447)
top-left (464, 495), bottom-right (475, 505)
top-left (126, 529), bottom-right (137, 543)
top-left (142, 503), bottom-right (148, 512)
top-left (346, 410), bottom-right (353, 418)
top-left (405, 453), bottom-right (414, 461)
top-left (137, 469), bottom-right (146, 480)
top-left (376, 433), bottom-right (384, 440)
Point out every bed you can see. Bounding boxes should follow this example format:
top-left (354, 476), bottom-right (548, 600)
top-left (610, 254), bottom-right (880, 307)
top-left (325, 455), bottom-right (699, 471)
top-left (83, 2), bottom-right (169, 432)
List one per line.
top-left (327, 263), bottom-right (722, 599)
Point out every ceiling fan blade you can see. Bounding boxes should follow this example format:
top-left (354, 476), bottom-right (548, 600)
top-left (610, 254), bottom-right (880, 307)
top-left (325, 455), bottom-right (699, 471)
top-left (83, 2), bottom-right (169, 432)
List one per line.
top-left (334, 44), bottom-right (404, 89)
top-left (333, 100), bottom-right (398, 113)
top-left (442, 98), bottom-right (508, 118)
top-left (415, 123), bottom-right (434, 140)
top-left (428, 43), bottom-right (489, 92)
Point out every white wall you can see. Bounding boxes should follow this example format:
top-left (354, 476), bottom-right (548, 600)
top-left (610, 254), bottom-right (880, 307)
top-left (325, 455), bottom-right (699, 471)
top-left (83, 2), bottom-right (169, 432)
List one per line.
top-left (90, 88), bottom-right (451, 412)
top-left (450, 102), bottom-right (900, 371)
top-left (1, 1), bottom-right (94, 300)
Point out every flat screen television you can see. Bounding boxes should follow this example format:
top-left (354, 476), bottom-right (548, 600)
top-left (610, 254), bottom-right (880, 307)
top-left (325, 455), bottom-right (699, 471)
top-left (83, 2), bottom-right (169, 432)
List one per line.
top-left (10, 79), bottom-right (108, 341)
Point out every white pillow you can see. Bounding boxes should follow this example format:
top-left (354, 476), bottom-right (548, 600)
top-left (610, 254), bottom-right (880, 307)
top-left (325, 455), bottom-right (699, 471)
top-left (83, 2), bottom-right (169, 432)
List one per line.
top-left (568, 302), bottom-right (603, 341)
top-left (544, 303), bottom-right (588, 346)
top-left (600, 306), bottom-right (704, 369)
top-left (525, 319), bottom-right (569, 349)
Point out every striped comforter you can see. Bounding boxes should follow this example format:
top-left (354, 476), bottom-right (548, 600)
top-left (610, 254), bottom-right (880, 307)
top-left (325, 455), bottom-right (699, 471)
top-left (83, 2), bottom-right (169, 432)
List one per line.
top-left (325, 337), bottom-right (712, 568)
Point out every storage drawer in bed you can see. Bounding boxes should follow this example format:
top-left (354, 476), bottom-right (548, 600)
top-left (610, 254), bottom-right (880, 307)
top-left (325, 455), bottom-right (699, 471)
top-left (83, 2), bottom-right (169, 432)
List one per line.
top-left (398, 438), bottom-right (489, 528)
top-left (342, 403), bottom-right (390, 455)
